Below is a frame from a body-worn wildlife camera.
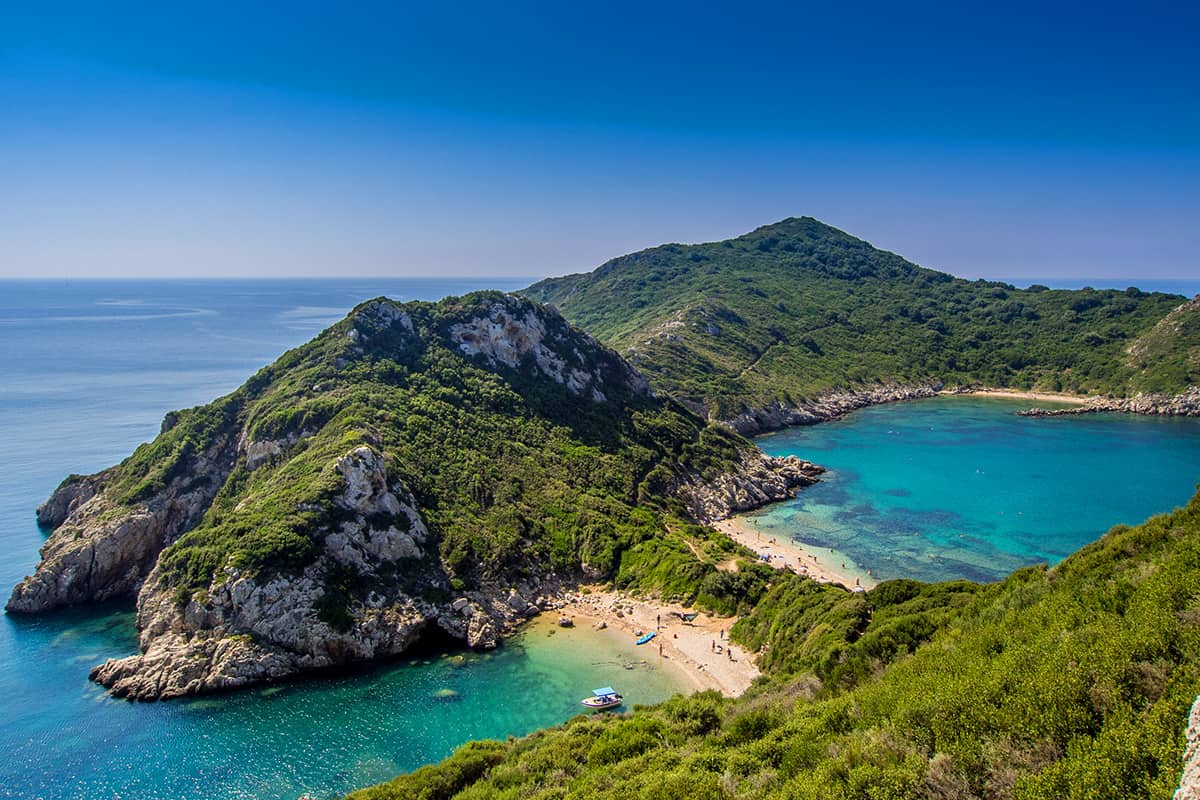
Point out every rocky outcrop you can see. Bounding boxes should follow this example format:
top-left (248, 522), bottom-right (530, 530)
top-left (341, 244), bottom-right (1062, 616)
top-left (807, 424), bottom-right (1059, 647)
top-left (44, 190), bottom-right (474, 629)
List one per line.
top-left (8, 430), bottom-right (239, 614)
top-left (1017, 386), bottom-right (1200, 418)
top-left (449, 299), bottom-right (651, 402)
top-left (675, 449), bottom-right (824, 523)
top-left (1178, 696), bottom-right (1200, 800)
top-left (723, 382), bottom-right (943, 435)
top-left (87, 445), bottom-right (560, 700)
top-left (34, 471), bottom-right (108, 529)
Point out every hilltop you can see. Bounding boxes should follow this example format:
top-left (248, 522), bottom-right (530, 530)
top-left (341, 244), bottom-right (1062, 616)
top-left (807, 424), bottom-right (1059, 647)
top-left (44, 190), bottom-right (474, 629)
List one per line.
top-left (524, 217), bottom-right (1196, 430)
top-left (8, 293), bottom-right (817, 699)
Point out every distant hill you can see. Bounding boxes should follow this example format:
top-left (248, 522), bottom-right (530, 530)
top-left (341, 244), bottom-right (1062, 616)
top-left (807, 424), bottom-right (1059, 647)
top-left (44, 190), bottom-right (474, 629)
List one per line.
top-left (524, 217), bottom-right (1194, 423)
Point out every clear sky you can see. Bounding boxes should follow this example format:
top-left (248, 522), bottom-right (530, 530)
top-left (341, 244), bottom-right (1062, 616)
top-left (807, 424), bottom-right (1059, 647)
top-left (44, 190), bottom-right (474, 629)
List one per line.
top-left (2, 0), bottom-right (1197, 281)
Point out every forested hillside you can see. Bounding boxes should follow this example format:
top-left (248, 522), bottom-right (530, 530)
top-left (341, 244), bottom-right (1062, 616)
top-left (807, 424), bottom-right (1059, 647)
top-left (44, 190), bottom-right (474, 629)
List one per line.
top-left (524, 218), bottom-right (1194, 420)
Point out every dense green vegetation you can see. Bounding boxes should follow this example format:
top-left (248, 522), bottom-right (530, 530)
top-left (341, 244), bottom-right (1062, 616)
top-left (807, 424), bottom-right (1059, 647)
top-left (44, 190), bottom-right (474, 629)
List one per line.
top-left (1124, 297), bottom-right (1200, 392)
top-left (104, 292), bottom-right (764, 608)
top-left (524, 218), bottom-right (1194, 419)
top-left (349, 487), bottom-right (1200, 800)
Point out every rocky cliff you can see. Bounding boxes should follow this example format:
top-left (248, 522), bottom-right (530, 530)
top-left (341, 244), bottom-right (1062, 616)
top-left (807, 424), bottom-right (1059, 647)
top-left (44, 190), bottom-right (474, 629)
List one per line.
top-left (88, 446), bottom-right (554, 699)
top-left (9, 426), bottom-right (240, 613)
top-left (674, 450), bottom-right (824, 522)
top-left (9, 292), bottom-right (821, 699)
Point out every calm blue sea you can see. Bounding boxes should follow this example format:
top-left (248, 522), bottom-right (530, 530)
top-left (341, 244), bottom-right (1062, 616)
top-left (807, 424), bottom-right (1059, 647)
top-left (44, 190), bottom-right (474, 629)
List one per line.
top-left (0, 280), bottom-right (685, 800)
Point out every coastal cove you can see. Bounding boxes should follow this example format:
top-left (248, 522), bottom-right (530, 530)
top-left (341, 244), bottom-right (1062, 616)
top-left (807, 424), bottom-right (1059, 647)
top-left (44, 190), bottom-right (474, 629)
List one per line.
top-left (745, 395), bottom-right (1200, 584)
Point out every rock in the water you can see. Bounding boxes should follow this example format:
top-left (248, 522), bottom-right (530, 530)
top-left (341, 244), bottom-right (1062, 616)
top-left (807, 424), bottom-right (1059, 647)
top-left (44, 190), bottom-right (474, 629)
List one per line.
top-left (557, 616), bottom-right (574, 628)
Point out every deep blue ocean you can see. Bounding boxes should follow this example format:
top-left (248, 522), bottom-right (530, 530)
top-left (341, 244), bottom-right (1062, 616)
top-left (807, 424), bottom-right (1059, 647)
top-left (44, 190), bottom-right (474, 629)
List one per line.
top-left (1, 279), bottom-right (1198, 799)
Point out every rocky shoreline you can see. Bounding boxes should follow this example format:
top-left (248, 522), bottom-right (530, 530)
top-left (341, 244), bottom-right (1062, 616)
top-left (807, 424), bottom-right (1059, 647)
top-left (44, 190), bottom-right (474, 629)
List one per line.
top-left (1017, 386), bottom-right (1200, 418)
top-left (721, 382), bottom-right (944, 436)
top-left (10, 431), bottom-right (818, 702)
top-left (721, 381), bottom-right (1200, 435)
top-left (674, 449), bottom-right (824, 523)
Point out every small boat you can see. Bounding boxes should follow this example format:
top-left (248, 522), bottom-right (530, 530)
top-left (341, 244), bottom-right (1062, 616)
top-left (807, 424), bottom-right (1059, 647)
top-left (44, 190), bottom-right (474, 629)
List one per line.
top-left (635, 631), bottom-right (657, 645)
top-left (581, 686), bottom-right (623, 710)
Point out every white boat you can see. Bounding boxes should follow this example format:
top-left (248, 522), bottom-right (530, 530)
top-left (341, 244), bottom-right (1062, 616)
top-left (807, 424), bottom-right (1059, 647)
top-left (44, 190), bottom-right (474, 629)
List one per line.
top-left (580, 686), bottom-right (623, 710)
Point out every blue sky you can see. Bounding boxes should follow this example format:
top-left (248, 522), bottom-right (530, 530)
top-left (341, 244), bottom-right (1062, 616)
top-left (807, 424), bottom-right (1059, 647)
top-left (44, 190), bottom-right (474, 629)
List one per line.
top-left (1, 1), bottom-right (1197, 281)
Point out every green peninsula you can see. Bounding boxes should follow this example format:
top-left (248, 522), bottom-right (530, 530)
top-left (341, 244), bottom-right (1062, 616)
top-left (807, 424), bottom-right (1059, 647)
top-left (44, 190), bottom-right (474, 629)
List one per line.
top-left (8, 293), bottom-right (815, 699)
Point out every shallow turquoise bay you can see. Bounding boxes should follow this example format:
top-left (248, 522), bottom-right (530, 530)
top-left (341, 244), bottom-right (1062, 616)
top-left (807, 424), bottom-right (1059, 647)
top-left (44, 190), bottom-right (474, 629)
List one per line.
top-left (750, 396), bottom-right (1200, 583)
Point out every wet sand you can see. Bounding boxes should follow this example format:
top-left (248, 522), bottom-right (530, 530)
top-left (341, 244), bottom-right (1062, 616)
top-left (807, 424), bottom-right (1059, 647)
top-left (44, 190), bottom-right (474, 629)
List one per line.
top-left (713, 517), bottom-right (875, 590)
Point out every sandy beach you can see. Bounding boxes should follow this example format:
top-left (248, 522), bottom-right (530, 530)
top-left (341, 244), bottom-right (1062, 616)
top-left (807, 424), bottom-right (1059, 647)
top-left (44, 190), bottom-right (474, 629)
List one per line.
top-left (947, 388), bottom-right (1088, 404)
top-left (713, 517), bottom-right (875, 590)
top-left (547, 589), bottom-right (761, 697)
top-left (542, 515), bottom-right (882, 699)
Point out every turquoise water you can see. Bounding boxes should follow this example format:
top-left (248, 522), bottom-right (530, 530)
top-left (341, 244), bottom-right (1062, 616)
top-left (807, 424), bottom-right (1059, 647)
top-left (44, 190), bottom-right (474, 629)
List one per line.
top-left (2, 607), bottom-right (680, 799)
top-left (751, 397), bottom-right (1200, 583)
top-left (0, 281), bottom-right (685, 800)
